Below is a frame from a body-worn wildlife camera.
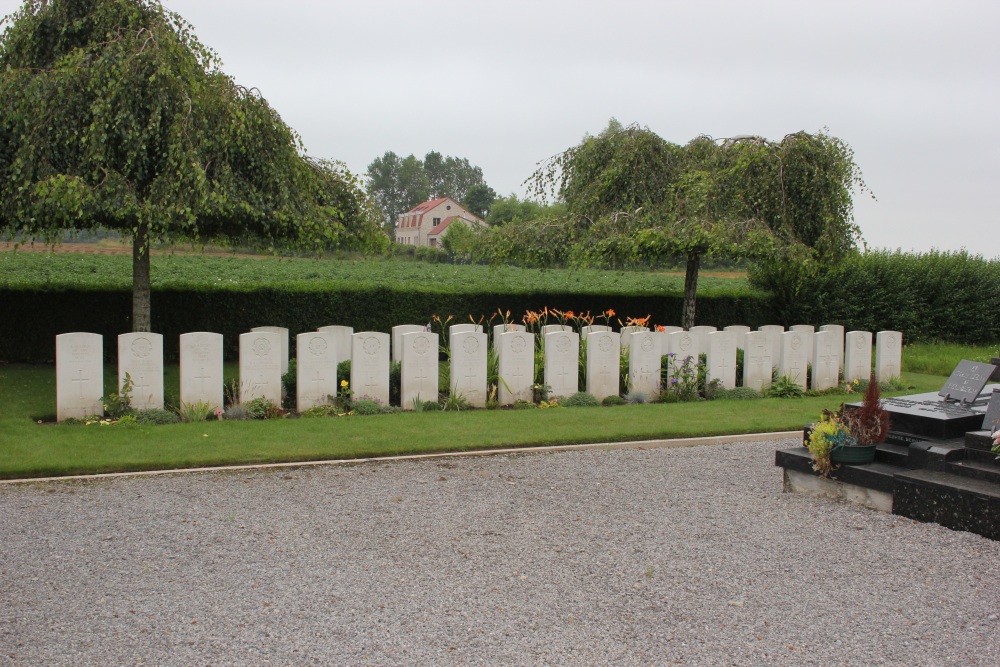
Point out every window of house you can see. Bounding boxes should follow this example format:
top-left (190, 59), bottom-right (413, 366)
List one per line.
top-left (433, 217), bottom-right (441, 225)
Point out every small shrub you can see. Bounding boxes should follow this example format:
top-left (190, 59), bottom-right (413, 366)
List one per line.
top-left (767, 375), bottom-right (804, 399)
top-left (134, 408), bottom-right (180, 425)
top-left (246, 397), bottom-right (284, 420)
top-left (116, 414), bottom-right (138, 427)
top-left (441, 392), bottom-right (472, 412)
top-left (104, 372), bottom-right (134, 419)
top-left (602, 395), bottom-right (626, 406)
top-left (352, 399), bottom-right (382, 416)
top-left (299, 405), bottom-right (338, 418)
top-left (624, 390), bottom-right (649, 405)
top-left (703, 379), bottom-right (727, 401)
top-left (562, 392), bottom-right (600, 407)
top-left (513, 400), bottom-right (536, 410)
top-left (724, 386), bottom-right (763, 400)
top-left (281, 359), bottom-right (297, 409)
top-left (177, 400), bottom-right (217, 422)
top-left (223, 403), bottom-right (251, 420)
top-left (411, 397), bottom-right (440, 412)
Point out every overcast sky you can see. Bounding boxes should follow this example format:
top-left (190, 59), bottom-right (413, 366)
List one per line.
top-left (3, 0), bottom-right (998, 258)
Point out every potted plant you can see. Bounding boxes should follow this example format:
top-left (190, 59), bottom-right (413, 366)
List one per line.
top-left (806, 373), bottom-right (889, 475)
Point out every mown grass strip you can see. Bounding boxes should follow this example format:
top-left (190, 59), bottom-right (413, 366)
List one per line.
top-left (0, 368), bottom-right (945, 480)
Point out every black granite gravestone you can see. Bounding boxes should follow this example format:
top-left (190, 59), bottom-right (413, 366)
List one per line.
top-left (983, 390), bottom-right (1000, 434)
top-left (875, 391), bottom-right (990, 440)
top-left (938, 360), bottom-right (997, 404)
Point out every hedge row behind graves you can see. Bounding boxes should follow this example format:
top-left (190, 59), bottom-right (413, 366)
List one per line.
top-left (0, 285), bottom-right (773, 362)
top-left (748, 249), bottom-right (1000, 344)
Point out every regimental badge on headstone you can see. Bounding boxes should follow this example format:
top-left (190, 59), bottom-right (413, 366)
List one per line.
top-left (983, 389), bottom-right (1000, 433)
top-left (938, 360), bottom-right (998, 404)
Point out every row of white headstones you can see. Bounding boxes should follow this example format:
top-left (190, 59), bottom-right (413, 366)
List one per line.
top-left (54, 323), bottom-right (902, 421)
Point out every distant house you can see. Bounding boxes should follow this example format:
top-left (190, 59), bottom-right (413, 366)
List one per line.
top-left (395, 197), bottom-right (486, 248)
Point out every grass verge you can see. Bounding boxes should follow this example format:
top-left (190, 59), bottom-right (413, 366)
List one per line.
top-left (0, 364), bottom-right (945, 480)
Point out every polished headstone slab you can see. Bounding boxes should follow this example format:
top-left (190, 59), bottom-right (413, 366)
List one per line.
top-left (983, 390), bottom-right (1000, 433)
top-left (863, 390), bottom-right (994, 440)
top-left (938, 360), bottom-right (998, 404)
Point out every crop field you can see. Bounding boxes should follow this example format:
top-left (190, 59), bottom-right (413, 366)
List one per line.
top-left (0, 249), bottom-right (756, 297)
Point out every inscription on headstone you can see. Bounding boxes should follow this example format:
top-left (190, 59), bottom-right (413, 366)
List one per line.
top-left (938, 360), bottom-right (998, 404)
top-left (875, 330), bottom-right (903, 383)
top-left (400, 331), bottom-right (439, 409)
top-left (118, 332), bottom-right (164, 410)
top-left (240, 331), bottom-right (282, 404)
top-left (586, 331), bottom-right (620, 401)
top-left (56, 332), bottom-right (104, 421)
top-left (296, 332), bottom-right (338, 412)
top-left (497, 331), bottom-right (535, 405)
top-left (179, 332), bottom-right (223, 412)
top-left (706, 330), bottom-right (737, 390)
top-left (742, 331), bottom-right (773, 391)
top-left (250, 326), bottom-right (289, 375)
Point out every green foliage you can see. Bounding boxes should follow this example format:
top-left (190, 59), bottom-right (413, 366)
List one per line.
top-left (723, 386), bottom-right (763, 400)
top-left (601, 395), bottom-right (626, 406)
top-left (246, 397), bottom-right (283, 420)
top-left (0, 0), bottom-right (386, 329)
top-left (661, 353), bottom-right (702, 402)
top-left (512, 400), bottom-right (537, 410)
top-left (351, 399), bottom-right (382, 416)
top-left (104, 372), bottom-right (134, 419)
top-left (562, 391), bottom-right (600, 407)
top-left (134, 408), bottom-right (180, 425)
top-left (624, 389), bottom-right (650, 404)
top-left (748, 249), bottom-right (1000, 344)
top-left (807, 414), bottom-right (855, 477)
top-left (767, 375), bottom-right (805, 399)
top-left (366, 150), bottom-right (493, 229)
top-left (177, 400), bottom-right (217, 422)
top-left (441, 392), bottom-right (471, 412)
top-left (411, 397), bottom-right (439, 412)
top-left (281, 359), bottom-right (297, 409)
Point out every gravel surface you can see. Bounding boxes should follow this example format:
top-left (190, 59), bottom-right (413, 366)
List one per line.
top-left (1, 438), bottom-right (998, 666)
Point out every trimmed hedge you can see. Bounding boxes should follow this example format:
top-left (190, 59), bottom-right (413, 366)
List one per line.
top-left (0, 285), bottom-right (773, 363)
top-left (748, 249), bottom-right (1000, 344)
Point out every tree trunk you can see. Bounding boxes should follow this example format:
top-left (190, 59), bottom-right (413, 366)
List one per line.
top-left (132, 222), bottom-right (151, 333)
top-left (682, 252), bottom-right (700, 329)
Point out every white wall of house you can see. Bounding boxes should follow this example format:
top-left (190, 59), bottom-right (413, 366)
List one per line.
top-left (395, 197), bottom-right (484, 247)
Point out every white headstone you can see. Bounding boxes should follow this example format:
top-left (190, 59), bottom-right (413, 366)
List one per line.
top-left (400, 331), bottom-right (439, 409)
top-left (811, 329), bottom-right (840, 391)
top-left (580, 324), bottom-right (612, 340)
top-left (758, 325), bottom-right (785, 368)
top-left (723, 325), bottom-right (751, 350)
top-left (449, 323), bottom-right (480, 337)
top-left (56, 332), bottom-right (104, 421)
top-left (316, 325), bottom-right (354, 366)
top-left (664, 331), bottom-right (700, 385)
top-left (585, 331), bottom-right (620, 401)
top-left (875, 331), bottom-right (903, 383)
top-left (118, 332), bottom-right (163, 410)
top-left (706, 331), bottom-right (738, 390)
top-left (655, 327), bottom-right (683, 357)
top-left (688, 326), bottom-right (717, 353)
top-left (659, 326), bottom-right (684, 335)
top-left (627, 330), bottom-right (661, 396)
top-left (619, 325), bottom-right (649, 337)
top-left (497, 331), bottom-right (535, 405)
top-left (544, 330), bottom-right (579, 398)
top-left (819, 324), bottom-right (845, 372)
top-left (844, 331), bottom-right (873, 383)
top-left (450, 331), bottom-right (488, 408)
top-left (742, 331), bottom-right (773, 391)
top-left (492, 323), bottom-right (526, 342)
top-left (779, 330), bottom-right (808, 388)
top-left (541, 324), bottom-right (573, 337)
top-left (789, 325), bottom-right (815, 368)
top-left (296, 332), bottom-right (338, 412)
top-left (179, 332), bottom-right (223, 412)
top-left (350, 332), bottom-right (391, 405)
top-left (240, 331), bottom-right (282, 404)
top-left (250, 326), bottom-right (289, 375)
top-left (391, 325), bottom-right (426, 362)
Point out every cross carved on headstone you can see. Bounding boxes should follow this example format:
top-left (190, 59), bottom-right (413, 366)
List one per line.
top-left (311, 369), bottom-right (325, 397)
top-left (72, 369), bottom-right (89, 400)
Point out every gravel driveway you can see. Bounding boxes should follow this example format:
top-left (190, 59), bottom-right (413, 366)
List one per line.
top-left (1, 438), bottom-right (998, 666)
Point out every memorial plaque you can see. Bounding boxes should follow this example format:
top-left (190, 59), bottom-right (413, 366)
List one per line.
top-left (938, 360), bottom-right (997, 404)
top-left (983, 390), bottom-right (1000, 433)
top-left (867, 390), bottom-right (993, 440)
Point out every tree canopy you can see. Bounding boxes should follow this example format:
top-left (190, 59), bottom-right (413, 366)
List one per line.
top-left (519, 120), bottom-right (869, 327)
top-left (0, 0), bottom-right (385, 331)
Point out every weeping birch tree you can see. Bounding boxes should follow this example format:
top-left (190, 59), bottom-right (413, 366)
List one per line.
top-left (0, 0), bottom-right (385, 332)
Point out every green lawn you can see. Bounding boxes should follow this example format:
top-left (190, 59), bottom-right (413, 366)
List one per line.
top-left (0, 361), bottom-right (945, 480)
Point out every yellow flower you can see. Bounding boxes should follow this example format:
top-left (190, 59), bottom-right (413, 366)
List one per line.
top-left (340, 380), bottom-right (349, 387)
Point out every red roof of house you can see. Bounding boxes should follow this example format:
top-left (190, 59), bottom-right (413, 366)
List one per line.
top-left (404, 197), bottom-right (451, 215)
top-left (428, 216), bottom-right (459, 236)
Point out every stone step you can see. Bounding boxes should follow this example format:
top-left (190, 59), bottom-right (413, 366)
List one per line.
top-left (875, 442), bottom-right (909, 467)
top-left (775, 447), bottom-right (904, 495)
top-left (947, 460), bottom-right (1000, 485)
top-left (893, 469), bottom-right (1000, 540)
